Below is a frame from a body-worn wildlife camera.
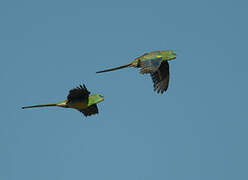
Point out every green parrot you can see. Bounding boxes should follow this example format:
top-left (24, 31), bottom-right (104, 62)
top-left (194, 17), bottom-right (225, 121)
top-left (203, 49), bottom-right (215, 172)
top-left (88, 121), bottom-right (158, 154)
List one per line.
top-left (96, 50), bottom-right (176, 94)
top-left (22, 84), bottom-right (104, 117)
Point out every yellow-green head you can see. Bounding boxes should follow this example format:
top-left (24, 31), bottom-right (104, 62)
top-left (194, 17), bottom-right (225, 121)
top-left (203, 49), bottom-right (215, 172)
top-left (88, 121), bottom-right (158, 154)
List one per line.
top-left (88, 94), bottom-right (104, 106)
top-left (160, 50), bottom-right (177, 61)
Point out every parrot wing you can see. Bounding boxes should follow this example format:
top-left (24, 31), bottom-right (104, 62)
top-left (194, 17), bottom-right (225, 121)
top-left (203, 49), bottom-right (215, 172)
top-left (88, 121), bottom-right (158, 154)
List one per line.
top-left (79, 104), bottom-right (99, 116)
top-left (67, 84), bottom-right (90, 103)
top-left (150, 61), bottom-right (170, 94)
top-left (139, 57), bottom-right (163, 74)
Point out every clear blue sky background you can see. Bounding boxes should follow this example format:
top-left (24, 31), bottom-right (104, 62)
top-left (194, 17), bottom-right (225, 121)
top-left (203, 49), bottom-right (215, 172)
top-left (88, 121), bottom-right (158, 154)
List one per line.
top-left (1, 0), bottom-right (248, 179)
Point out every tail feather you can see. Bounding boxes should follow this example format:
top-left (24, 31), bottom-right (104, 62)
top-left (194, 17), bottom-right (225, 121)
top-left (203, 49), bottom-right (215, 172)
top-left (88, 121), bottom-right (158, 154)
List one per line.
top-left (22, 103), bottom-right (57, 109)
top-left (96, 63), bottom-right (132, 73)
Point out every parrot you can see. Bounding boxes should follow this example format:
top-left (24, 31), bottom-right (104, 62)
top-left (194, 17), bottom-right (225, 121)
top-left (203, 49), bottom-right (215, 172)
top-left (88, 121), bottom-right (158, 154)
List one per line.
top-left (96, 50), bottom-right (176, 94)
top-left (22, 84), bottom-right (104, 117)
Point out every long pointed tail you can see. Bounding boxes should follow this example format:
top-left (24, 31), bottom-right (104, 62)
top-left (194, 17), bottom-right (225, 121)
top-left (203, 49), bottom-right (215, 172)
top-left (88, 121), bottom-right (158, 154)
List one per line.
top-left (96, 63), bottom-right (132, 73)
top-left (22, 103), bottom-right (57, 109)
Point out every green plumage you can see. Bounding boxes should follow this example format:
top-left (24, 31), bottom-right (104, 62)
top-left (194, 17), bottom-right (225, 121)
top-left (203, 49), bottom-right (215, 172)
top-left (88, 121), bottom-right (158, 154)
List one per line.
top-left (96, 50), bottom-right (176, 93)
top-left (22, 84), bottom-right (104, 117)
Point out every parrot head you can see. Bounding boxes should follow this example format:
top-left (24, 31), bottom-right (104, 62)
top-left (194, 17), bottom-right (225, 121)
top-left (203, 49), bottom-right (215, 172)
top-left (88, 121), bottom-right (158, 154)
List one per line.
top-left (88, 94), bottom-right (104, 107)
top-left (97, 94), bottom-right (104, 102)
top-left (94, 94), bottom-right (104, 103)
top-left (161, 50), bottom-right (177, 61)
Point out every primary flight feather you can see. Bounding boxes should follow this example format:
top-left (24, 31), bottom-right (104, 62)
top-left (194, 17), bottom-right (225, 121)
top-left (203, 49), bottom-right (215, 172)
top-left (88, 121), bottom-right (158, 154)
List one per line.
top-left (96, 50), bottom-right (176, 94)
top-left (22, 84), bottom-right (104, 117)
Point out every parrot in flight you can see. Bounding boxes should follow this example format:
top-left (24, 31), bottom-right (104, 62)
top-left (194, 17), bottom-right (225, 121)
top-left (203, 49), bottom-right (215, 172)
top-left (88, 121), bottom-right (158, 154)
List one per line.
top-left (96, 50), bottom-right (176, 94)
top-left (22, 84), bottom-right (104, 117)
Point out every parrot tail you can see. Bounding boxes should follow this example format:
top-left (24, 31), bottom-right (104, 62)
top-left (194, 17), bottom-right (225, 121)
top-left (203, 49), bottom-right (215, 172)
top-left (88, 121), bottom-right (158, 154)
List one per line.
top-left (22, 103), bottom-right (57, 109)
top-left (96, 63), bottom-right (132, 73)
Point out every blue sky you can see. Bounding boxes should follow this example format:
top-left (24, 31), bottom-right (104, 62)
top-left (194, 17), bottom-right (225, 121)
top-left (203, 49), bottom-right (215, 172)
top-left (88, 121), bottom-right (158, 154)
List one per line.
top-left (1, 0), bottom-right (248, 179)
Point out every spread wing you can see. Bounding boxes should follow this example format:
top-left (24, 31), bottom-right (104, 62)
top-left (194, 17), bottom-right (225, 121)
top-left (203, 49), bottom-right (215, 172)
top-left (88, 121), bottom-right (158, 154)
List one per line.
top-left (139, 57), bottom-right (162, 74)
top-left (67, 84), bottom-right (90, 103)
top-left (150, 61), bottom-right (170, 94)
top-left (79, 104), bottom-right (99, 116)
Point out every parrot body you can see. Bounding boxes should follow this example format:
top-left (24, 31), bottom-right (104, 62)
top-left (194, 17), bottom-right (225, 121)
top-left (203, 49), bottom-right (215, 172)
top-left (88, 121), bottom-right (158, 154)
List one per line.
top-left (96, 50), bottom-right (176, 93)
top-left (22, 85), bottom-right (104, 117)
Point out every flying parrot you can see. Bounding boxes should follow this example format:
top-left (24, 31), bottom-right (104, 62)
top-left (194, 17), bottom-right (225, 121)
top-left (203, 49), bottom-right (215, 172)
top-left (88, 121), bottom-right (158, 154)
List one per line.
top-left (96, 50), bottom-right (176, 94)
top-left (22, 84), bottom-right (104, 117)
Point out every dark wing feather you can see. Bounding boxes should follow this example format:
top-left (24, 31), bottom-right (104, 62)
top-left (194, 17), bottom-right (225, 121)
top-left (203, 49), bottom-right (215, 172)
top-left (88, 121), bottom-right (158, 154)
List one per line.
top-left (150, 61), bottom-right (170, 94)
top-left (67, 84), bottom-right (90, 103)
top-left (139, 57), bottom-right (162, 74)
top-left (79, 104), bottom-right (99, 117)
